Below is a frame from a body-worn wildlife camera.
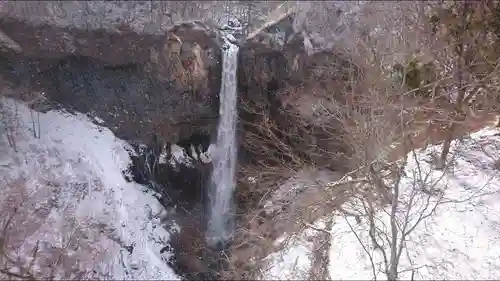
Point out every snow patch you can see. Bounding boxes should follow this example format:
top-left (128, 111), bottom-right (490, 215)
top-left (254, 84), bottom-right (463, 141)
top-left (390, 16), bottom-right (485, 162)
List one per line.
top-left (263, 168), bottom-right (340, 215)
top-left (201, 143), bottom-right (216, 164)
top-left (258, 169), bottom-right (341, 280)
top-left (260, 222), bottom-right (321, 280)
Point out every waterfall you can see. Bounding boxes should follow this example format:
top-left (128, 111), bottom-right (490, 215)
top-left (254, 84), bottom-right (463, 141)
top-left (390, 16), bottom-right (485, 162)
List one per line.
top-left (206, 43), bottom-right (239, 246)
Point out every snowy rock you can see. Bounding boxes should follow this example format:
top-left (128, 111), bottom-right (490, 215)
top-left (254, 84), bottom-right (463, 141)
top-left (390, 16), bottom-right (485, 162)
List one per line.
top-left (168, 143), bottom-right (214, 168)
top-left (200, 143), bottom-right (216, 164)
top-left (169, 144), bottom-right (192, 168)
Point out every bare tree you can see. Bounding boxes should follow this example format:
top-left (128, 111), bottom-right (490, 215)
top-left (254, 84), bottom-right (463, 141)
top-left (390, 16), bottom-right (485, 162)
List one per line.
top-left (422, 1), bottom-right (500, 169)
top-left (317, 2), bottom-right (500, 280)
top-left (220, 1), bottom-right (500, 279)
top-left (332, 141), bottom-right (450, 280)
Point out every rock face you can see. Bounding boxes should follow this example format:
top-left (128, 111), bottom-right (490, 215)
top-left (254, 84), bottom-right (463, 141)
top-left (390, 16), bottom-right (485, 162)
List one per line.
top-left (26, 55), bottom-right (220, 145)
top-left (0, 1), bottom-right (226, 145)
top-left (0, 1), bottom-right (222, 63)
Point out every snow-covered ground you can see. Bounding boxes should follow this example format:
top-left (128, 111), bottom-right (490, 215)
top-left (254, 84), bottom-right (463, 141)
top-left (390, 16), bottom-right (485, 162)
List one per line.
top-left (0, 98), bottom-right (180, 280)
top-left (6, 95), bottom-right (500, 280)
top-left (262, 127), bottom-right (500, 280)
top-left (261, 227), bottom-right (316, 280)
top-left (259, 169), bottom-right (340, 280)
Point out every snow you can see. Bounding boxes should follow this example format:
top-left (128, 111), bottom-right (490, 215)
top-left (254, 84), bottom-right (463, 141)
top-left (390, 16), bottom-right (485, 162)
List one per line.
top-left (261, 228), bottom-right (316, 280)
top-left (262, 168), bottom-right (340, 215)
top-left (0, 98), bottom-right (180, 280)
top-left (329, 128), bottom-right (500, 280)
top-left (260, 218), bottom-right (334, 280)
top-left (260, 127), bottom-right (500, 280)
top-left (258, 169), bottom-right (341, 280)
top-left (168, 143), bottom-right (216, 168)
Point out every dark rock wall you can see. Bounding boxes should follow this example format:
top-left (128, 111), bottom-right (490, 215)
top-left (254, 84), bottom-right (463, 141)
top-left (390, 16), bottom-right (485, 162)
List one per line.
top-left (0, 54), bottom-right (220, 145)
top-left (41, 57), bottom-right (218, 144)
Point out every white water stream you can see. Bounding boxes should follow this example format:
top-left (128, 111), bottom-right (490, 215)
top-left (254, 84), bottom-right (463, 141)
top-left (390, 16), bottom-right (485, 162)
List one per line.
top-left (207, 43), bottom-right (239, 245)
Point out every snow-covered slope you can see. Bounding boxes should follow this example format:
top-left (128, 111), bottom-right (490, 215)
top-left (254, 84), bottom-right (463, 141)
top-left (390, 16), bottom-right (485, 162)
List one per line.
top-left (329, 128), bottom-right (500, 280)
top-left (0, 98), bottom-right (180, 280)
top-left (261, 127), bottom-right (500, 280)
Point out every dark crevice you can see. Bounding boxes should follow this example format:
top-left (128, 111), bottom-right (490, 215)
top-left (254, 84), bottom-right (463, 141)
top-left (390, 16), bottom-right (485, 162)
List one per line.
top-left (122, 132), bottom-right (231, 280)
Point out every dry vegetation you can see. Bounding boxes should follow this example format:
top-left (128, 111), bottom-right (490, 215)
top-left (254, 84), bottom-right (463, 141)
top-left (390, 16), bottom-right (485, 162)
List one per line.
top-left (226, 1), bottom-right (500, 280)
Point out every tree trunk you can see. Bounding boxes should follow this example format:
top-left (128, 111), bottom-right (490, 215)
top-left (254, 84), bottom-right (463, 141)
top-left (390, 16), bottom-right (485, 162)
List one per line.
top-left (436, 123), bottom-right (454, 170)
top-left (438, 2), bottom-right (470, 170)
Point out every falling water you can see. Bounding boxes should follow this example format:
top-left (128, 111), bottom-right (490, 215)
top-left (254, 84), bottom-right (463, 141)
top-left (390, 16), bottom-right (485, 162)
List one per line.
top-left (206, 43), bottom-right (239, 246)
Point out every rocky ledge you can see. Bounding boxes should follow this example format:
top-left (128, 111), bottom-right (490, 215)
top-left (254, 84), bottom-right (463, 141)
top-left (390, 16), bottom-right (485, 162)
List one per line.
top-left (0, 1), bottom-right (226, 146)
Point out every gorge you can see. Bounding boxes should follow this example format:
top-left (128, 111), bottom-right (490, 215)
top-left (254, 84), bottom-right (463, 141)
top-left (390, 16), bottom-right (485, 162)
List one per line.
top-left (4, 2), bottom-right (500, 281)
top-left (0, 1), bottom-right (360, 279)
